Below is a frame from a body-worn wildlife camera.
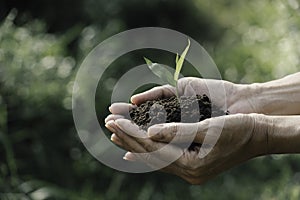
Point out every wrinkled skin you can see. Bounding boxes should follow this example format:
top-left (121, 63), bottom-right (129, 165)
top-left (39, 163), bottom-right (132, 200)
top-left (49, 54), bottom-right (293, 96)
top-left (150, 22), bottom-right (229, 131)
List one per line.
top-left (105, 75), bottom-right (300, 184)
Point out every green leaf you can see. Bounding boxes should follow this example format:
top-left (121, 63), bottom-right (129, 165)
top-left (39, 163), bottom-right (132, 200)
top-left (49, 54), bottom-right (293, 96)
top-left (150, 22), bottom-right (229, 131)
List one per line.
top-left (175, 53), bottom-right (179, 63)
top-left (174, 39), bottom-right (190, 81)
top-left (144, 57), bottom-right (176, 86)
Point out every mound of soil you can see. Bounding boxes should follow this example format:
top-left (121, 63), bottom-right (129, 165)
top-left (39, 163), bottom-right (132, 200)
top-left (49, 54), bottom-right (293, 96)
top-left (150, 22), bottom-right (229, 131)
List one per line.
top-left (130, 95), bottom-right (228, 130)
top-left (129, 95), bottom-right (228, 150)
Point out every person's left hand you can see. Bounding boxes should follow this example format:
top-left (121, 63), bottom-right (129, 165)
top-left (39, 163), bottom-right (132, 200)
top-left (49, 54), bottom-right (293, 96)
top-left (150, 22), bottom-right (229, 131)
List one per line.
top-left (105, 104), bottom-right (271, 184)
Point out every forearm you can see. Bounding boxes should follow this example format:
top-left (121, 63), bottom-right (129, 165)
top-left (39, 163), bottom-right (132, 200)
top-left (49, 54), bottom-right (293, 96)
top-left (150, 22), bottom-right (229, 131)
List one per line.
top-left (253, 72), bottom-right (300, 115)
top-left (268, 115), bottom-right (300, 154)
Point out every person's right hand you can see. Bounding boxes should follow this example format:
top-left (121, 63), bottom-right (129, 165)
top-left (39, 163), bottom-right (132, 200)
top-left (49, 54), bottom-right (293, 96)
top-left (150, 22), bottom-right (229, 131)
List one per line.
top-left (131, 77), bottom-right (261, 114)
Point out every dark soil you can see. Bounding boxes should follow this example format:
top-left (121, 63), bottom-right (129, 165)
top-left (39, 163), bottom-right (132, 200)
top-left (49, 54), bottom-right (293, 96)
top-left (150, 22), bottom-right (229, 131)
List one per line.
top-left (129, 95), bottom-right (228, 150)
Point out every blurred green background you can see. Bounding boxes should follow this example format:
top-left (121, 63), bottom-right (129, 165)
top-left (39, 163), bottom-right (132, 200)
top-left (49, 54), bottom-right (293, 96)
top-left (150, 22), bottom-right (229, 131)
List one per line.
top-left (1, 0), bottom-right (300, 199)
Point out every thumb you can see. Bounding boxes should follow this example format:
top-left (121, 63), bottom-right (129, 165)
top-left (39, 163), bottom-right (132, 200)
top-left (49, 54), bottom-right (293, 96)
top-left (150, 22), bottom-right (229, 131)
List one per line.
top-left (148, 123), bottom-right (202, 143)
top-left (131, 85), bottom-right (174, 105)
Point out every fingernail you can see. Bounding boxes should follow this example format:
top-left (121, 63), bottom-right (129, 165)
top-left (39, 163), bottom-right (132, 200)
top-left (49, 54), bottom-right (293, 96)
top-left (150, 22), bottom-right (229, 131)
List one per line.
top-left (105, 121), bottom-right (116, 132)
top-left (110, 133), bottom-right (118, 142)
top-left (130, 94), bottom-right (137, 100)
top-left (123, 152), bottom-right (136, 161)
top-left (148, 125), bottom-right (163, 137)
top-left (130, 95), bottom-right (138, 104)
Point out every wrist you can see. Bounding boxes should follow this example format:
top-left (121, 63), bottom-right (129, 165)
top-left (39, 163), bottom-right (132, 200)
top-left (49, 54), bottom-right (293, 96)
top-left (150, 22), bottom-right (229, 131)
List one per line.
top-left (227, 82), bottom-right (263, 113)
top-left (242, 81), bottom-right (298, 115)
top-left (247, 82), bottom-right (264, 113)
top-left (255, 82), bottom-right (280, 114)
top-left (253, 73), bottom-right (300, 115)
top-left (268, 116), bottom-right (300, 154)
top-left (250, 114), bottom-right (273, 156)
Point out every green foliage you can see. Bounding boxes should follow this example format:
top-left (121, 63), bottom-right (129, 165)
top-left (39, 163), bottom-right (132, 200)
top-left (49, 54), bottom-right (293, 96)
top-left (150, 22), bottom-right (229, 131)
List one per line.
top-left (1, 0), bottom-right (300, 199)
top-left (204, 0), bottom-right (300, 83)
top-left (144, 57), bottom-right (176, 87)
top-left (144, 39), bottom-right (191, 98)
top-left (174, 39), bottom-right (190, 82)
top-left (0, 10), bottom-right (77, 198)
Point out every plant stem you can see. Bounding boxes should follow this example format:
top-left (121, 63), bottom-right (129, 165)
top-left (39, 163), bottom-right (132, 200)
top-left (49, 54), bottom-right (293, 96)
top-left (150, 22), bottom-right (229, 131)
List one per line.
top-left (175, 82), bottom-right (180, 103)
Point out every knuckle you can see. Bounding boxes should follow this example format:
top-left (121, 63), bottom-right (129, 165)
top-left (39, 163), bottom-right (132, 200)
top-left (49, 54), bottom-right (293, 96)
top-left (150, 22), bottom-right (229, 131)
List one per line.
top-left (143, 141), bottom-right (155, 152)
top-left (170, 123), bottom-right (178, 133)
top-left (161, 124), bottom-right (177, 141)
top-left (160, 134), bottom-right (169, 142)
top-left (154, 132), bottom-right (162, 139)
top-left (150, 131), bottom-right (161, 139)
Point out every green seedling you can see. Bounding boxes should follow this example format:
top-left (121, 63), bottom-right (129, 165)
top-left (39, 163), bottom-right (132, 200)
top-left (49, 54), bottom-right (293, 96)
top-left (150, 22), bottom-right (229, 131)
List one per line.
top-left (144, 39), bottom-right (191, 99)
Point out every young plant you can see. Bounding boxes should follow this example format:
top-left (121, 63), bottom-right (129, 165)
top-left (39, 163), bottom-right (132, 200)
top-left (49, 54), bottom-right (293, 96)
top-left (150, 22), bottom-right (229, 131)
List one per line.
top-left (144, 39), bottom-right (191, 99)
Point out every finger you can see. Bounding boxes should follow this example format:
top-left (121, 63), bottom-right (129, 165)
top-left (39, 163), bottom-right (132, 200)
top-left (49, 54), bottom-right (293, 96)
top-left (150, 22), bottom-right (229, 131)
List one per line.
top-left (115, 119), bottom-right (184, 163)
top-left (131, 85), bottom-right (175, 105)
top-left (109, 103), bottom-right (136, 114)
top-left (108, 120), bottom-right (149, 152)
top-left (110, 133), bottom-right (123, 146)
top-left (123, 151), bottom-right (170, 169)
top-left (123, 152), bottom-right (136, 161)
top-left (120, 136), bottom-right (206, 178)
top-left (147, 121), bottom-right (209, 144)
top-left (122, 149), bottom-right (203, 180)
top-left (105, 120), bottom-right (117, 133)
top-left (107, 120), bottom-right (155, 154)
top-left (114, 118), bottom-right (148, 139)
top-left (106, 121), bottom-right (129, 150)
top-left (123, 151), bottom-right (186, 175)
top-left (105, 114), bottom-right (125, 123)
top-left (118, 126), bottom-right (214, 181)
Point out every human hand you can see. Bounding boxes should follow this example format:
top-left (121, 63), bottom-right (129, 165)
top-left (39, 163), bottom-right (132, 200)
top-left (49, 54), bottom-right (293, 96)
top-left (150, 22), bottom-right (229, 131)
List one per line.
top-left (130, 77), bottom-right (261, 114)
top-left (105, 74), bottom-right (300, 184)
top-left (105, 77), bottom-right (260, 128)
top-left (105, 113), bottom-right (271, 184)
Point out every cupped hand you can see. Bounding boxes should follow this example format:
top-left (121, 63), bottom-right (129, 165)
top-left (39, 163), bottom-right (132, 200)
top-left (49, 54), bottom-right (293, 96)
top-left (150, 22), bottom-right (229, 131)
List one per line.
top-left (104, 77), bottom-right (267, 184)
top-left (105, 113), bottom-right (272, 184)
top-left (131, 77), bottom-right (261, 114)
top-left (105, 77), bottom-right (261, 129)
